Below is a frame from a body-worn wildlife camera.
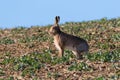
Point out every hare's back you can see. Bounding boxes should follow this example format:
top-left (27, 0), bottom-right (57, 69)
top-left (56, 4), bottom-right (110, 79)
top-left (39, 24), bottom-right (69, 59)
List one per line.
top-left (60, 32), bottom-right (89, 51)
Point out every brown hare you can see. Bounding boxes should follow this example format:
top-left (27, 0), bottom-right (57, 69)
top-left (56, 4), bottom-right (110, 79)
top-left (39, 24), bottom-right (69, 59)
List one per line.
top-left (49, 16), bottom-right (89, 59)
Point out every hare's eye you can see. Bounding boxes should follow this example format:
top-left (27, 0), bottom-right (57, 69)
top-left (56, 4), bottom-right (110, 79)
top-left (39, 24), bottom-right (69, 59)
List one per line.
top-left (53, 27), bottom-right (56, 30)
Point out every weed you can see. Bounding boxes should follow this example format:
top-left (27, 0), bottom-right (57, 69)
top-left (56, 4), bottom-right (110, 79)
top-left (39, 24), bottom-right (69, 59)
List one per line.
top-left (85, 49), bottom-right (120, 62)
top-left (68, 62), bottom-right (91, 71)
top-left (0, 37), bottom-right (14, 44)
top-left (0, 68), bottom-right (5, 76)
top-left (94, 76), bottom-right (105, 80)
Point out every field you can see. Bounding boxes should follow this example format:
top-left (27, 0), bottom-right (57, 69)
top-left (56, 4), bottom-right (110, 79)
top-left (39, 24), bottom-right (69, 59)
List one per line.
top-left (0, 18), bottom-right (120, 80)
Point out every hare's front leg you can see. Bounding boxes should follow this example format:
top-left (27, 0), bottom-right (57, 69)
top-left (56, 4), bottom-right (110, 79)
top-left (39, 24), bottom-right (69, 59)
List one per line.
top-left (54, 41), bottom-right (64, 57)
top-left (58, 48), bottom-right (64, 57)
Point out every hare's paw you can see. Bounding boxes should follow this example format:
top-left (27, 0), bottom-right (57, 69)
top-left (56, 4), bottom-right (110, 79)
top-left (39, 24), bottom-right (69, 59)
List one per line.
top-left (72, 51), bottom-right (83, 60)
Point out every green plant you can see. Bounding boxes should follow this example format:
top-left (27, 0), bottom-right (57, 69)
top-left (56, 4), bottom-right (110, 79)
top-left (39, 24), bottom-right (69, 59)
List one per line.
top-left (94, 76), bottom-right (105, 80)
top-left (2, 56), bottom-right (15, 65)
top-left (0, 37), bottom-right (14, 44)
top-left (111, 33), bottom-right (120, 41)
top-left (85, 50), bottom-right (120, 62)
top-left (11, 26), bottom-right (26, 34)
top-left (0, 68), bottom-right (5, 76)
top-left (68, 62), bottom-right (91, 71)
top-left (7, 76), bottom-right (14, 80)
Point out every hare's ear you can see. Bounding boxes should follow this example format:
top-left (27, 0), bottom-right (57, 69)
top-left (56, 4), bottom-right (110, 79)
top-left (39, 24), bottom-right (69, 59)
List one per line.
top-left (55, 16), bottom-right (60, 25)
top-left (57, 16), bottom-right (60, 23)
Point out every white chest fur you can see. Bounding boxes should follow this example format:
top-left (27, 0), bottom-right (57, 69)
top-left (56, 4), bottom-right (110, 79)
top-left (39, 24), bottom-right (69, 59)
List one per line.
top-left (54, 39), bottom-right (61, 50)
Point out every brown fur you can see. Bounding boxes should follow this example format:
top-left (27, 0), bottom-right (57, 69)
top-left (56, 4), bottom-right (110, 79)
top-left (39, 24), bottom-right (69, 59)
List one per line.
top-left (49, 16), bottom-right (89, 59)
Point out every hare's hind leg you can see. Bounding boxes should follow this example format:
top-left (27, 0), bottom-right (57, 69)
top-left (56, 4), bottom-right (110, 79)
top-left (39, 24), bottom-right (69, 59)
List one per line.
top-left (72, 51), bottom-right (82, 59)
